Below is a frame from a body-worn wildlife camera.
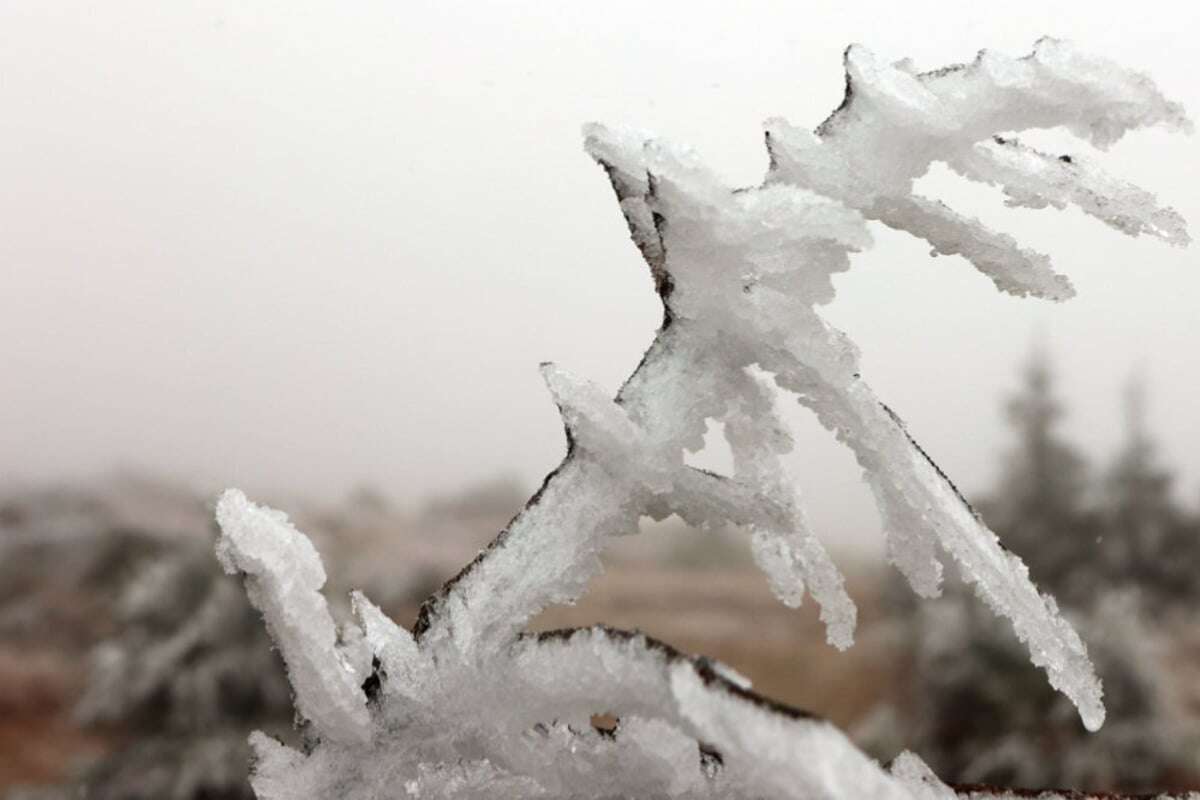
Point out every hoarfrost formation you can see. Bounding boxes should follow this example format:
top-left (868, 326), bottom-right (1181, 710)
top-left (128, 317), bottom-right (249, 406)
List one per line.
top-left (216, 40), bottom-right (1188, 798)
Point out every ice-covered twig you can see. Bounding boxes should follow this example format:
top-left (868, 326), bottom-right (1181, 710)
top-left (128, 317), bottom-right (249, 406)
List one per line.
top-left (765, 38), bottom-right (1189, 301)
top-left (216, 490), bottom-right (372, 745)
top-left (950, 137), bottom-right (1189, 246)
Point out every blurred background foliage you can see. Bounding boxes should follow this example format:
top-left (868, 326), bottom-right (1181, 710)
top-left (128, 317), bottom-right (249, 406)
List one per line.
top-left (3, 346), bottom-right (1200, 797)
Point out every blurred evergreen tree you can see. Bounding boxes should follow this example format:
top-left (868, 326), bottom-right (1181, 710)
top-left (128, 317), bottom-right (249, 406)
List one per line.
top-left (1100, 373), bottom-right (1200, 606)
top-left (976, 343), bottom-right (1095, 604)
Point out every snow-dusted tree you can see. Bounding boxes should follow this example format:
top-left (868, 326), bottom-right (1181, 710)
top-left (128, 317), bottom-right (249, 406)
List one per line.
top-left (1100, 376), bottom-right (1184, 590)
top-left (215, 40), bottom-right (1189, 798)
top-left (976, 345), bottom-right (1095, 602)
top-left (977, 359), bottom-right (1200, 609)
top-left (1107, 376), bottom-right (1173, 523)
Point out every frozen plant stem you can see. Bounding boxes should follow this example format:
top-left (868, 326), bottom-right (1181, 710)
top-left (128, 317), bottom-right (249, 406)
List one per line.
top-left (217, 39), bottom-right (1189, 799)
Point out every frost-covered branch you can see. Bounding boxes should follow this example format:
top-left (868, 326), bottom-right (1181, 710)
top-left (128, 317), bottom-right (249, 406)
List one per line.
top-left (216, 40), bottom-right (1189, 798)
top-left (765, 38), bottom-right (1189, 300)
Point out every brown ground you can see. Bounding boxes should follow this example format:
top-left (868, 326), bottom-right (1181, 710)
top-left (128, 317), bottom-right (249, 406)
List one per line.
top-left (526, 562), bottom-right (902, 730)
top-left (0, 648), bottom-right (115, 791)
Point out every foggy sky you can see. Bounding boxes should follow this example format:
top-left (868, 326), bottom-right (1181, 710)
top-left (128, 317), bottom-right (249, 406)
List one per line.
top-left (2, 1), bottom-right (1197, 554)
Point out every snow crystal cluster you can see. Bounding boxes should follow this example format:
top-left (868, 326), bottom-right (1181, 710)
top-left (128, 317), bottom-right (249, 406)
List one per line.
top-left (216, 40), bottom-right (1188, 799)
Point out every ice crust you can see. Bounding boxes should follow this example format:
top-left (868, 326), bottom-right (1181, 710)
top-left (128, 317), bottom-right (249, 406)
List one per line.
top-left (216, 40), bottom-right (1189, 798)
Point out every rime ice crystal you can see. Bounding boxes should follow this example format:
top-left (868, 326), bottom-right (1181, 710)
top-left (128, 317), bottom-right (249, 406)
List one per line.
top-left (217, 40), bottom-right (1189, 798)
top-left (216, 490), bottom-right (371, 745)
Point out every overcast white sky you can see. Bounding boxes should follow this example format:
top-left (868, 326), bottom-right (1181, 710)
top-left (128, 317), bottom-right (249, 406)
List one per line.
top-left (1, 1), bottom-right (1197, 553)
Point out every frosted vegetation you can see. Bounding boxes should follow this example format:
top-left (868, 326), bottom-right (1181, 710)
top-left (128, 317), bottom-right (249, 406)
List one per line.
top-left (216, 40), bottom-right (1189, 798)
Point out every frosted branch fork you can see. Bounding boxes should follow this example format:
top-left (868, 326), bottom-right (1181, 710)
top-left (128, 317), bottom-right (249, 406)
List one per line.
top-left (216, 39), bottom-right (1189, 798)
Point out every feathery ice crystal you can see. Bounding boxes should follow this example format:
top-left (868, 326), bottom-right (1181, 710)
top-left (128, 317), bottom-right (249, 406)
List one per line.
top-left (216, 39), bottom-right (1189, 798)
